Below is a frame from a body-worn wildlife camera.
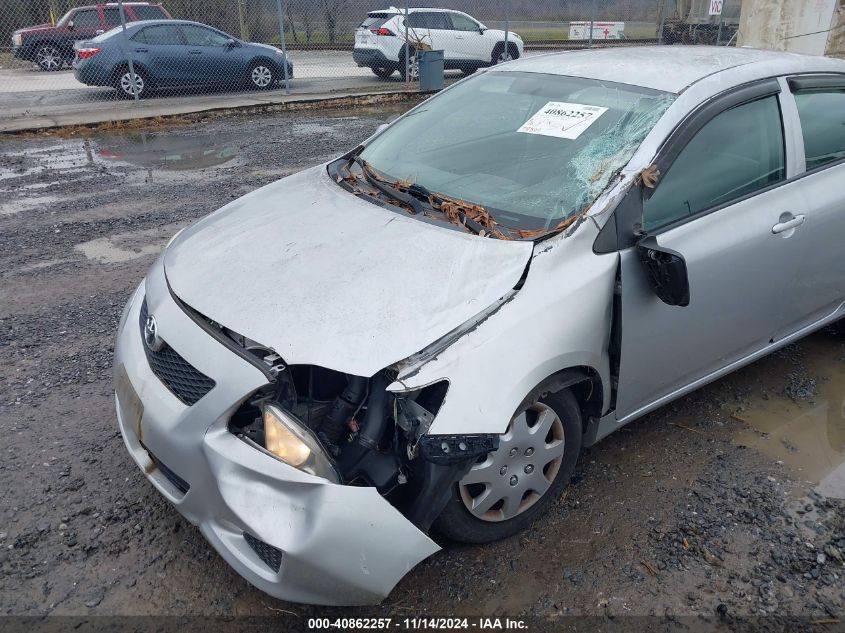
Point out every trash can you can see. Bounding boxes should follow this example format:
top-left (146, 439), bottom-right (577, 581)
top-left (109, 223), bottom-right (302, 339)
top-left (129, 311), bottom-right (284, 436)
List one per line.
top-left (417, 49), bottom-right (444, 92)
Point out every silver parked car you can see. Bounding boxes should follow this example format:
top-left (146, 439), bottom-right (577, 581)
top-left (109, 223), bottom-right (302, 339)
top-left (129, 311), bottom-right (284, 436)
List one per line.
top-left (114, 46), bottom-right (845, 605)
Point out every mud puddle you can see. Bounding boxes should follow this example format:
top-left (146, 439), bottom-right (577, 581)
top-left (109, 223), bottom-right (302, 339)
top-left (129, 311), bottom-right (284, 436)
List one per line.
top-left (731, 330), bottom-right (845, 499)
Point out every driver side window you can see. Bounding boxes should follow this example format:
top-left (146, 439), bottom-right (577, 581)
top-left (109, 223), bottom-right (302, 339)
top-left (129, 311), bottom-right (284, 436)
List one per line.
top-left (449, 13), bottom-right (480, 32)
top-left (643, 95), bottom-right (785, 232)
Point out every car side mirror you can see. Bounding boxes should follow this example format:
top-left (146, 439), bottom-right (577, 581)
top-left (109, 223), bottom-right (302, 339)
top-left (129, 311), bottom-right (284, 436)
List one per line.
top-left (375, 123), bottom-right (389, 134)
top-left (636, 236), bottom-right (690, 307)
top-left (225, 38), bottom-right (238, 47)
top-left (67, 20), bottom-right (75, 30)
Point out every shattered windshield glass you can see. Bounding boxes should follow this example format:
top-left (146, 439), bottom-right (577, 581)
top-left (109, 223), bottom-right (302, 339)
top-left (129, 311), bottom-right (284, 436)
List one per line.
top-left (357, 71), bottom-right (675, 236)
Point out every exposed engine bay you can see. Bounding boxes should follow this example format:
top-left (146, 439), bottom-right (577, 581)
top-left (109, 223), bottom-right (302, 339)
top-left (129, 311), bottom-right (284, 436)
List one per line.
top-left (227, 363), bottom-right (498, 532)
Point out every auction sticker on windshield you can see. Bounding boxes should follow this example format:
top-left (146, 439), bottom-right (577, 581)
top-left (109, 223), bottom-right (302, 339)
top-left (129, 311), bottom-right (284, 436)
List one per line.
top-left (518, 101), bottom-right (608, 139)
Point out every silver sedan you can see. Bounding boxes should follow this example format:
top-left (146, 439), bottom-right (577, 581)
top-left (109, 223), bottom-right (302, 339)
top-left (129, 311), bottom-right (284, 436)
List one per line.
top-left (114, 46), bottom-right (845, 604)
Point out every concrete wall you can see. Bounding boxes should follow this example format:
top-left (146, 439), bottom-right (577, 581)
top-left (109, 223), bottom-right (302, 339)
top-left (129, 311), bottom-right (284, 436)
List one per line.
top-left (738, 0), bottom-right (844, 57)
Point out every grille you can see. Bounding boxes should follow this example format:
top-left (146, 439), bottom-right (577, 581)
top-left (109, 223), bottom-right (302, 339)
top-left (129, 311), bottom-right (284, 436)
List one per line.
top-left (244, 533), bottom-right (284, 573)
top-left (139, 298), bottom-right (216, 406)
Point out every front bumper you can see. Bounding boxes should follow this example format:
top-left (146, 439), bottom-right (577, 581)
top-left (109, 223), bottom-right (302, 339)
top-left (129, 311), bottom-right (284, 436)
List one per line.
top-left (114, 256), bottom-right (439, 605)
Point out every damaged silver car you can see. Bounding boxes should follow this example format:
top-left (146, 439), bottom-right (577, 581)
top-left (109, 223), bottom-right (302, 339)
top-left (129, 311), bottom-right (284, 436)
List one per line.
top-left (114, 46), bottom-right (845, 605)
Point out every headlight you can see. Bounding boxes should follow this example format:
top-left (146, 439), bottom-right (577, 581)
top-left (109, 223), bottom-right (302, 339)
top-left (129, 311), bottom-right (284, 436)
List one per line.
top-left (262, 404), bottom-right (340, 482)
top-left (13, 33), bottom-right (23, 47)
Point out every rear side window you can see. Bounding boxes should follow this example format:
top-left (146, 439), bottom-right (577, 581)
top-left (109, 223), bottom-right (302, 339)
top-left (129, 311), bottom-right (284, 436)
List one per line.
top-left (72, 9), bottom-right (100, 28)
top-left (359, 13), bottom-right (392, 29)
top-left (407, 12), bottom-right (451, 29)
top-left (103, 7), bottom-right (122, 28)
top-left (133, 24), bottom-right (184, 45)
top-left (643, 95), bottom-right (785, 231)
top-left (131, 5), bottom-right (169, 20)
top-left (793, 89), bottom-right (845, 170)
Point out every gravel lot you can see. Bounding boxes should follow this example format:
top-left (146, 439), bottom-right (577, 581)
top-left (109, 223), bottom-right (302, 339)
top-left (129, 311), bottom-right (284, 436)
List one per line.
top-left (0, 104), bottom-right (843, 625)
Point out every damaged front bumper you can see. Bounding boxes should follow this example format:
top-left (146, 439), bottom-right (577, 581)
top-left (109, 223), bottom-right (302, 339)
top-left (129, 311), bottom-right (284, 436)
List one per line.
top-left (113, 257), bottom-right (439, 605)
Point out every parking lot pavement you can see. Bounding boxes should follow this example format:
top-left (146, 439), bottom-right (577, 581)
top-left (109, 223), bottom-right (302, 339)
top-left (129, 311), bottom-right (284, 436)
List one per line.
top-left (0, 105), bottom-right (843, 620)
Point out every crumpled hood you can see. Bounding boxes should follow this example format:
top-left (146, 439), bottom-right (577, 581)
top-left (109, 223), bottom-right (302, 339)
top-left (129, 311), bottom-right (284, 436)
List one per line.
top-left (164, 166), bottom-right (533, 376)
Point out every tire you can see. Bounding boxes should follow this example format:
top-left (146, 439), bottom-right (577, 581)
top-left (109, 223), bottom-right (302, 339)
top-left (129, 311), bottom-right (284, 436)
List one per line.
top-left (459, 63), bottom-right (478, 76)
top-left (35, 44), bottom-right (63, 71)
top-left (491, 42), bottom-right (520, 66)
top-left (113, 66), bottom-right (149, 99)
top-left (398, 47), bottom-right (417, 81)
top-left (371, 66), bottom-right (394, 79)
top-left (248, 60), bottom-right (276, 90)
top-left (434, 388), bottom-right (582, 544)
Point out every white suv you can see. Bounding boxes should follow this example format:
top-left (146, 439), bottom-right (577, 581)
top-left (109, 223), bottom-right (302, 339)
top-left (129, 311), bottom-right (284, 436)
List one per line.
top-left (353, 7), bottom-right (523, 79)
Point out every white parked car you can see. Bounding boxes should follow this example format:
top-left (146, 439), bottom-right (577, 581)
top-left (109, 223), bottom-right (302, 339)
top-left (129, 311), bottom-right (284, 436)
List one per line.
top-left (115, 47), bottom-right (845, 605)
top-left (353, 6), bottom-right (523, 79)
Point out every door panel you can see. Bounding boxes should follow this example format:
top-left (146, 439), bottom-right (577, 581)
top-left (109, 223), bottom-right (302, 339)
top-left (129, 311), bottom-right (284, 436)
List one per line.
top-left (617, 183), bottom-right (809, 418)
top-left (786, 86), bottom-right (845, 331)
top-left (447, 13), bottom-right (488, 61)
top-left (406, 12), bottom-right (453, 58)
top-left (179, 25), bottom-right (242, 84)
top-left (133, 24), bottom-right (188, 85)
top-left (616, 92), bottom-right (812, 419)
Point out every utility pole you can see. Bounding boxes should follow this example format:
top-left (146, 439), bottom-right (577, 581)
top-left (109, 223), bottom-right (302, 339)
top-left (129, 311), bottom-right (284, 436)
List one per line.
top-left (117, 0), bottom-right (139, 101)
top-left (237, 0), bottom-right (250, 40)
top-left (275, 0), bottom-right (290, 93)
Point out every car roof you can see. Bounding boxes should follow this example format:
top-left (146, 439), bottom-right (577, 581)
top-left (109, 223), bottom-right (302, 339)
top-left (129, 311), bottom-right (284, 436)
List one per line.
top-left (370, 7), bottom-right (463, 14)
top-left (496, 45), bottom-right (845, 94)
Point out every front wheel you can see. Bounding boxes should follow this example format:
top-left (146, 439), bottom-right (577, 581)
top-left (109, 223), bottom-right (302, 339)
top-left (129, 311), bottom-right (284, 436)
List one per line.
top-left (249, 61), bottom-right (276, 90)
top-left (433, 388), bottom-right (582, 543)
top-left (491, 42), bottom-right (520, 65)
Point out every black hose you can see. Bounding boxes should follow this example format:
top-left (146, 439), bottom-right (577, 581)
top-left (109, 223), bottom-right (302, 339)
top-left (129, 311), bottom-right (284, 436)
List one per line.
top-left (357, 373), bottom-right (390, 450)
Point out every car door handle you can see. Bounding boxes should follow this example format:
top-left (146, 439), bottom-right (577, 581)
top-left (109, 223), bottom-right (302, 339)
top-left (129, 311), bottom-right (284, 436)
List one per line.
top-left (134, 48), bottom-right (148, 53)
top-left (455, 35), bottom-right (465, 39)
top-left (189, 50), bottom-right (202, 55)
top-left (96, 30), bottom-right (104, 34)
top-left (772, 214), bottom-right (806, 234)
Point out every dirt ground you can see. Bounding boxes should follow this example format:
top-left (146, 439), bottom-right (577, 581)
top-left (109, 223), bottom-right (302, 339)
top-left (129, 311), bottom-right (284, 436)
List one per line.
top-left (0, 105), bottom-right (843, 626)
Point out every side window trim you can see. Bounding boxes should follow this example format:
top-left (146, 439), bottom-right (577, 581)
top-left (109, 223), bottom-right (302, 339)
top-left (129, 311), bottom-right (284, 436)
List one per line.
top-left (787, 73), bottom-right (845, 175)
top-left (648, 79), bottom-right (782, 179)
top-left (597, 79), bottom-right (785, 252)
top-left (641, 79), bottom-right (785, 235)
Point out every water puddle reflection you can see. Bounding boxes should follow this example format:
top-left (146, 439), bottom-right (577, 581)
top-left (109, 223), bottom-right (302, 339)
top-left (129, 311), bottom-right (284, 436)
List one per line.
top-left (732, 334), bottom-right (845, 499)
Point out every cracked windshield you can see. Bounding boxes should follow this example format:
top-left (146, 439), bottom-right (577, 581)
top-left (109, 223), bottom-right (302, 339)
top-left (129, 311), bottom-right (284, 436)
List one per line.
top-left (358, 71), bottom-right (674, 233)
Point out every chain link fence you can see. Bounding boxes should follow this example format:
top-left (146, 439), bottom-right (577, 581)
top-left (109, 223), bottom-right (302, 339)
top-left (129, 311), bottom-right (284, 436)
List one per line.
top-left (0, 0), bottom-right (841, 120)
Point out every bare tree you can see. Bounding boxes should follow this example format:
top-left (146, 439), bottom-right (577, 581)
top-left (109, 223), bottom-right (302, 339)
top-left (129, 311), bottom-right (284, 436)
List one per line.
top-left (320, 0), bottom-right (347, 44)
top-left (285, 3), bottom-right (299, 44)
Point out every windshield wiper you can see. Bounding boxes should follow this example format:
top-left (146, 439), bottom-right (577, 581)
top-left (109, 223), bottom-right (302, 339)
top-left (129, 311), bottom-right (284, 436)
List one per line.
top-left (351, 156), bottom-right (424, 215)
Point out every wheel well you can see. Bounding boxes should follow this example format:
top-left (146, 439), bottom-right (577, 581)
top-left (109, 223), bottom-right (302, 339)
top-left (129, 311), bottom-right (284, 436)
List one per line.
top-left (523, 366), bottom-right (603, 436)
top-left (111, 62), bottom-right (150, 79)
top-left (250, 56), bottom-right (278, 70)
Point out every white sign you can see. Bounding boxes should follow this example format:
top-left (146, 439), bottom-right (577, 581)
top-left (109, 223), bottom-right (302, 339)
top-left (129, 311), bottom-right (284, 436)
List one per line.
top-left (517, 102), bottom-right (609, 140)
top-left (709, 0), bottom-right (724, 15)
top-left (568, 21), bottom-right (625, 40)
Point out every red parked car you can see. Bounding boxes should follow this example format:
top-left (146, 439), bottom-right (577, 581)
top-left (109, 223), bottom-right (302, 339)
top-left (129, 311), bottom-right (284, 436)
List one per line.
top-left (11, 2), bottom-right (171, 71)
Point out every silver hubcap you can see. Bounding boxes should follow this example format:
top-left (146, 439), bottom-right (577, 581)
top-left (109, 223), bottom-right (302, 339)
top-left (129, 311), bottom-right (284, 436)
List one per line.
top-left (37, 46), bottom-right (61, 70)
top-left (120, 72), bottom-right (144, 96)
top-left (251, 65), bottom-right (272, 87)
top-left (459, 402), bottom-right (565, 522)
top-left (498, 51), bottom-right (514, 63)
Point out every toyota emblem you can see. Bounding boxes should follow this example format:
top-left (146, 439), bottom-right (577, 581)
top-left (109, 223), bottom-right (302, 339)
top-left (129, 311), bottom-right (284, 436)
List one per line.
top-left (143, 315), bottom-right (164, 352)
